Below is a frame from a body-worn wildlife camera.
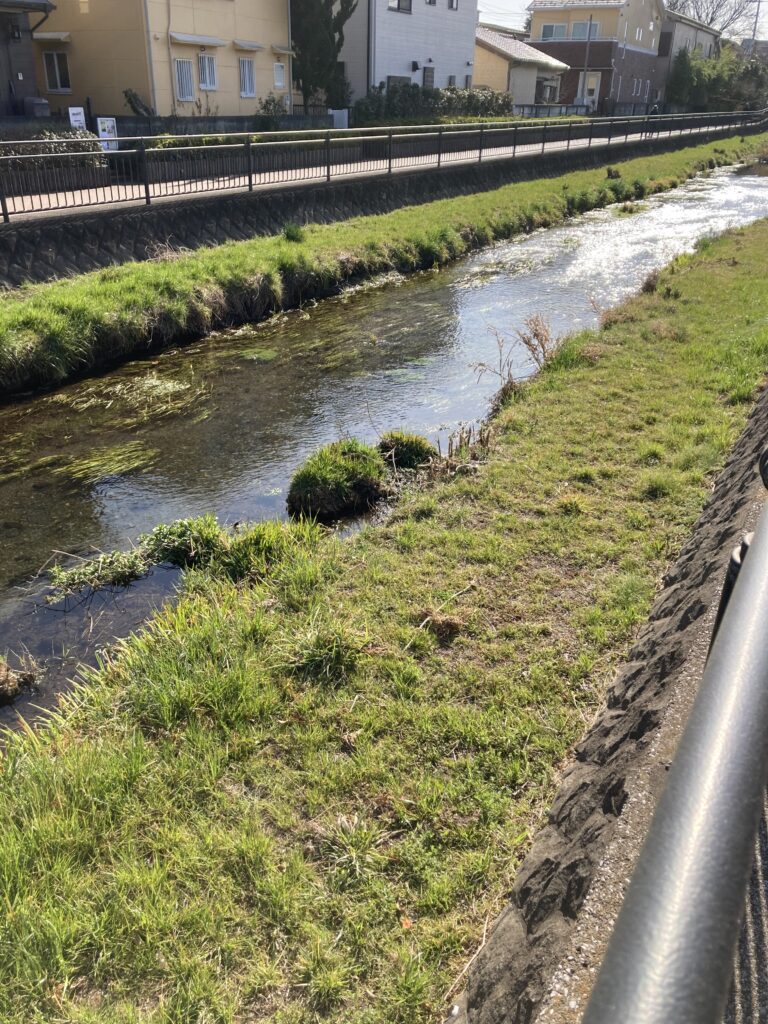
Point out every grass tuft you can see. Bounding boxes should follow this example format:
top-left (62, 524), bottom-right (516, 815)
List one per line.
top-left (287, 438), bottom-right (389, 520)
top-left (378, 430), bottom-right (436, 470)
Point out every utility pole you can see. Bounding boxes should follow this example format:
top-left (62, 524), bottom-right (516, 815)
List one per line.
top-left (581, 14), bottom-right (594, 109)
top-left (747, 0), bottom-right (762, 58)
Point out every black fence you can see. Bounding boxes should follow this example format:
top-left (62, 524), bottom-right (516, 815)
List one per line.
top-left (0, 107), bottom-right (765, 223)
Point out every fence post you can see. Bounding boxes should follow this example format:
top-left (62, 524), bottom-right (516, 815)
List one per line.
top-left (513, 123), bottom-right (518, 157)
top-left (478, 123), bottom-right (484, 163)
top-left (246, 135), bottom-right (253, 192)
top-left (541, 124), bottom-right (546, 155)
top-left (607, 118), bottom-right (612, 147)
top-left (325, 131), bottom-right (331, 182)
top-left (437, 125), bottom-right (443, 168)
top-left (388, 129), bottom-right (393, 174)
top-left (0, 185), bottom-right (9, 225)
top-left (588, 118), bottom-right (593, 149)
top-left (566, 120), bottom-right (572, 150)
top-left (138, 138), bottom-right (151, 206)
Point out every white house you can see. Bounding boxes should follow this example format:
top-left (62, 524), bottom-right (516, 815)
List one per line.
top-left (340, 0), bottom-right (480, 101)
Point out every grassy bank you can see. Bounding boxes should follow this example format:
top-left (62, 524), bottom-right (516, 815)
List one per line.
top-left (2, 221), bottom-right (768, 1022)
top-left (0, 133), bottom-right (766, 398)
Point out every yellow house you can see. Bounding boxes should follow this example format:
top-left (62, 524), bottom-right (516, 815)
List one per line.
top-left (529, 0), bottom-right (665, 109)
top-left (32, 0), bottom-right (293, 118)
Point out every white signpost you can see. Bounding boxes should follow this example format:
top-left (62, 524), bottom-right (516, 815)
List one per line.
top-left (68, 106), bottom-right (87, 131)
top-left (96, 116), bottom-right (118, 152)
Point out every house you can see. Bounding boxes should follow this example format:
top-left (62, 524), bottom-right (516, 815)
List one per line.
top-left (528, 0), bottom-right (665, 109)
top-left (339, 0), bottom-right (479, 102)
top-left (478, 20), bottom-right (531, 41)
top-left (658, 8), bottom-right (720, 92)
top-left (741, 38), bottom-right (768, 62)
top-left (0, 0), bottom-right (54, 116)
top-left (31, 0), bottom-right (293, 118)
top-left (475, 25), bottom-right (568, 104)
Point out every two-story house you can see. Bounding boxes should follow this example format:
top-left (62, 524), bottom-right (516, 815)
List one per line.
top-left (32, 0), bottom-right (293, 117)
top-left (340, 0), bottom-right (479, 101)
top-left (657, 10), bottom-right (720, 100)
top-left (528, 0), bottom-right (665, 109)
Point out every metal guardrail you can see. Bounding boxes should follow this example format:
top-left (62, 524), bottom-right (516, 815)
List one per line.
top-left (582, 466), bottom-right (768, 1024)
top-left (0, 107), bottom-right (765, 223)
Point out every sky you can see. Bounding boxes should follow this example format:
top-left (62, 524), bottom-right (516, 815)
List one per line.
top-left (476, 0), bottom-right (768, 39)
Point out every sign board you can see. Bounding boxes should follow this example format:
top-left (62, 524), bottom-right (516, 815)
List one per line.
top-left (96, 116), bottom-right (118, 152)
top-left (68, 106), bottom-right (87, 131)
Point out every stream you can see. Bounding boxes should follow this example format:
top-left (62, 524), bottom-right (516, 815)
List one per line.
top-left (2, 164), bottom-right (768, 726)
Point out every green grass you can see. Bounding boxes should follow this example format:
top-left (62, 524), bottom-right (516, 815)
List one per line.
top-left (378, 430), bottom-right (436, 471)
top-left (0, 133), bottom-right (765, 398)
top-left (286, 439), bottom-right (389, 520)
top-left (2, 221), bottom-right (768, 1022)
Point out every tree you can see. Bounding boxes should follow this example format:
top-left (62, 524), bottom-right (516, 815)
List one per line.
top-left (291, 0), bottom-right (358, 109)
top-left (666, 47), bottom-right (694, 104)
top-left (664, 0), bottom-right (755, 35)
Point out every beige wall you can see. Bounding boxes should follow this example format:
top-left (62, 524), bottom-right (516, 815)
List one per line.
top-left (34, 0), bottom-right (292, 119)
top-left (473, 44), bottom-right (508, 91)
top-left (509, 64), bottom-right (539, 105)
top-left (620, 0), bottom-right (664, 54)
top-left (531, 0), bottom-right (663, 54)
top-left (531, 7), bottom-right (621, 42)
top-left (148, 0), bottom-right (292, 116)
top-left (33, 0), bottom-right (152, 116)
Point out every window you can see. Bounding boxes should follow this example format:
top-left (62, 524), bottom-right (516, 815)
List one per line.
top-left (423, 65), bottom-right (435, 88)
top-left (273, 62), bottom-right (285, 89)
top-left (635, 26), bottom-right (643, 42)
top-left (541, 23), bottom-right (567, 39)
top-left (198, 53), bottom-right (217, 90)
top-left (464, 73), bottom-right (472, 88)
top-left (426, 0), bottom-right (436, 6)
top-left (239, 57), bottom-right (255, 97)
top-left (175, 58), bottom-right (194, 101)
top-left (572, 21), bottom-right (599, 39)
top-left (448, 74), bottom-right (456, 86)
top-left (43, 51), bottom-right (71, 92)
top-left (644, 78), bottom-right (650, 100)
top-left (448, 0), bottom-right (458, 9)
top-left (389, 0), bottom-right (412, 10)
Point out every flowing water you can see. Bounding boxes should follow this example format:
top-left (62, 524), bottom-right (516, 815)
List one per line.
top-left (2, 165), bottom-right (768, 725)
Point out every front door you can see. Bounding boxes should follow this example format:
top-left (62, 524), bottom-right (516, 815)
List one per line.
top-left (577, 71), bottom-right (601, 109)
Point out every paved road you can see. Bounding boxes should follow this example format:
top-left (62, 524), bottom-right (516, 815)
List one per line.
top-left (2, 118), bottom-right (747, 223)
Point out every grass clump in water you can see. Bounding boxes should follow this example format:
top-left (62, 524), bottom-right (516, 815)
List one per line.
top-left (49, 515), bottom-right (322, 596)
top-left (287, 439), bottom-right (388, 520)
top-left (378, 430), bottom-right (436, 470)
top-left (57, 441), bottom-right (159, 483)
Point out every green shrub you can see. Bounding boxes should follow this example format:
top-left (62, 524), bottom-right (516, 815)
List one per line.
top-left (378, 430), bottom-right (435, 470)
top-left (283, 222), bottom-right (305, 243)
top-left (287, 439), bottom-right (388, 520)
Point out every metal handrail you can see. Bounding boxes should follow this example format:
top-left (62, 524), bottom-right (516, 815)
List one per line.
top-left (582, 492), bottom-right (768, 1024)
top-left (0, 105), bottom-right (765, 147)
top-left (0, 106), bottom-right (763, 222)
